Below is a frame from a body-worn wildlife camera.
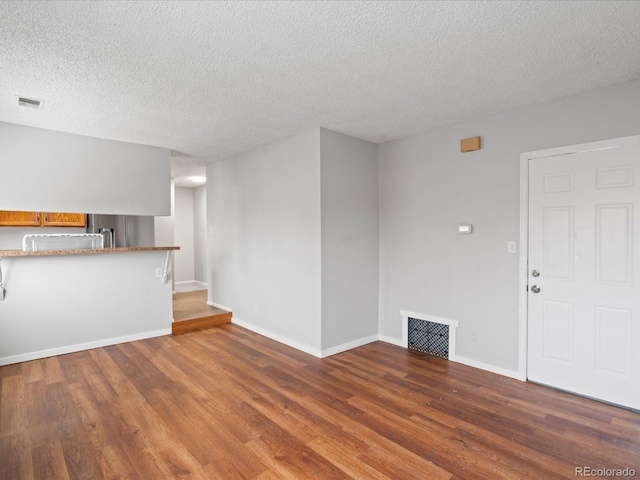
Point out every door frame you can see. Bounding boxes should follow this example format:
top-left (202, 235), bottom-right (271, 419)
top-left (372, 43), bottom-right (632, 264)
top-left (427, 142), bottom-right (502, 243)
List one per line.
top-left (517, 134), bottom-right (640, 381)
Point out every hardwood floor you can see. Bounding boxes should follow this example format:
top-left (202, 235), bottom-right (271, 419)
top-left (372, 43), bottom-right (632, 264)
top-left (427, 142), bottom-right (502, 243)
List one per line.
top-left (1, 325), bottom-right (639, 479)
top-left (172, 290), bottom-right (231, 334)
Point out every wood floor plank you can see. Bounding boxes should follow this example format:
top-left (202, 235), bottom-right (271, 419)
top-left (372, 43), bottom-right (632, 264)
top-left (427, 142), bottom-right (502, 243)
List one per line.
top-left (45, 382), bottom-right (80, 430)
top-left (147, 387), bottom-right (220, 467)
top-left (305, 437), bottom-right (389, 480)
top-left (1, 327), bottom-right (639, 479)
top-left (242, 377), bottom-right (367, 452)
top-left (356, 444), bottom-right (453, 480)
top-left (41, 357), bottom-right (66, 385)
top-left (409, 409), bottom-right (567, 479)
top-left (32, 440), bottom-right (70, 480)
top-left (0, 433), bottom-right (35, 480)
top-left (104, 344), bottom-right (173, 401)
top-left (24, 380), bottom-right (58, 449)
top-left (97, 444), bottom-right (141, 480)
top-left (0, 375), bottom-right (25, 439)
top-left (56, 352), bottom-right (92, 385)
top-left (56, 413), bottom-right (101, 479)
top-left (0, 363), bottom-right (22, 379)
top-left (159, 443), bottom-right (213, 480)
top-left (67, 381), bottom-right (119, 451)
top-left (347, 394), bottom-right (505, 480)
top-left (111, 393), bottom-right (179, 453)
top-left (73, 353), bottom-right (118, 404)
top-left (243, 434), bottom-right (352, 480)
top-left (21, 360), bottom-right (44, 384)
top-left (177, 393), bottom-right (269, 479)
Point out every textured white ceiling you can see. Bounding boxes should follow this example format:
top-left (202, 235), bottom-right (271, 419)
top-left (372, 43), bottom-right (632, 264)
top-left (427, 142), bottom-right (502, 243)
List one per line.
top-left (1, 1), bottom-right (639, 184)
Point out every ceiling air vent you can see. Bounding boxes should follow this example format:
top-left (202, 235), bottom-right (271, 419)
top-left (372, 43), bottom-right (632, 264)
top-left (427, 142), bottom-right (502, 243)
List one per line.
top-left (17, 96), bottom-right (44, 109)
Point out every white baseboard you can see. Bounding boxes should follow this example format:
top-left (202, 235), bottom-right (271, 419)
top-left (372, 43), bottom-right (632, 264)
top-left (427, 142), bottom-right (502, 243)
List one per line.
top-left (450, 354), bottom-right (522, 380)
top-left (377, 335), bottom-right (404, 347)
top-left (207, 300), bottom-right (232, 312)
top-left (320, 334), bottom-right (379, 358)
top-left (229, 319), bottom-right (381, 359)
top-left (0, 328), bottom-right (172, 367)
top-left (231, 317), bottom-right (322, 358)
top-left (175, 280), bottom-right (208, 287)
top-left (377, 336), bottom-right (522, 381)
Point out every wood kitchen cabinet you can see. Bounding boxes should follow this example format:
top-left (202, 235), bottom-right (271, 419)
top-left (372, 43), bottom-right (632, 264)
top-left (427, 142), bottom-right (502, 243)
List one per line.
top-left (0, 211), bottom-right (86, 227)
top-left (0, 211), bottom-right (42, 226)
top-left (41, 212), bottom-right (86, 227)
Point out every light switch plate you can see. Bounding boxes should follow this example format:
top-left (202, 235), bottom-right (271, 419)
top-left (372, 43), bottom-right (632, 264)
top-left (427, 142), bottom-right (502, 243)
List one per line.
top-left (507, 241), bottom-right (517, 254)
top-left (458, 224), bottom-right (473, 234)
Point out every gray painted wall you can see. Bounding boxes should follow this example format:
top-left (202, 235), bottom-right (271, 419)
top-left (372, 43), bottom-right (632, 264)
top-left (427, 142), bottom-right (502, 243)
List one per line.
top-left (207, 129), bottom-right (322, 354)
top-left (174, 187), bottom-right (195, 283)
top-left (378, 79), bottom-right (640, 372)
top-left (207, 128), bottom-right (380, 355)
top-left (0, 122), bottom-right (170, 215)
top-left (193, 185), bottom-right (207, 283)
top-left (320, 129), bottom-right (379, 350)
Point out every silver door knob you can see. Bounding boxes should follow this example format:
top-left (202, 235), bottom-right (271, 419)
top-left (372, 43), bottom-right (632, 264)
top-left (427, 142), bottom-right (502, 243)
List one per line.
top-left (531, 270), bottom-right (540, 277)
top-left (531, 285), bottom-right (541, 294)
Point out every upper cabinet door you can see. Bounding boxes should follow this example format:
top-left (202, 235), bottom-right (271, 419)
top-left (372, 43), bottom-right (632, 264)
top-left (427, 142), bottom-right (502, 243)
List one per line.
top-left (42, 213), bottom-right (87, 227)
top-left (0, 211), bottom-right (41, 226)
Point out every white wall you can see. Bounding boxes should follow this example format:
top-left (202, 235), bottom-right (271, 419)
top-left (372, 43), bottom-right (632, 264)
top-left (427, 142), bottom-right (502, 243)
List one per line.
top-left (0, 251), bottom-right (173, 365)
top-left (378, 79), bottom-right (640, 373)
top-left (154, 181), bottom-right (175, 290)
top-left (155, 183), bottom-right (206, 286)
top-left (0, 122), bottom-right (170, 215)
top-left (320, 129), bottom-right (379, 351)
top-left (207, 129), bottom-right (323, 354)
top-left (154, 181), bottom-right (175, 248)
top-left (193, 185), bottom-right (207, 283)
top-left (174, 187), bottom-right (195, 283)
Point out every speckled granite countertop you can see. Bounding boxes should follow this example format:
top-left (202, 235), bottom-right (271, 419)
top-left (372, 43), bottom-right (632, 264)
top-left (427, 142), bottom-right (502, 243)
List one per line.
top-left (0, 246), bottom-right (179, 257)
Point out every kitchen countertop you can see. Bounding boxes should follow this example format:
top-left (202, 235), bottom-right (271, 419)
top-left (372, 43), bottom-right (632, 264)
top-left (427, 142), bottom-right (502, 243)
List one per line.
top-left (0, 246), bottom-right (180, 257)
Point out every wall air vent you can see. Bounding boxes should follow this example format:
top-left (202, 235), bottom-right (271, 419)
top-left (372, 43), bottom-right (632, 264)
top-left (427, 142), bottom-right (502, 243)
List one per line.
top-left (17, 96), bottom-right (44, 109)
top-left (408, 317), bottom-right (450, 358)
top-left (401, 310), bottom-right (459, 360)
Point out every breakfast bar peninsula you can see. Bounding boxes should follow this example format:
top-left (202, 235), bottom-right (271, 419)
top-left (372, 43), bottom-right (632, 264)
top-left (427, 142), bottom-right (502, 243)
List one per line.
top-left (0, 246), bottom-right (179, 366)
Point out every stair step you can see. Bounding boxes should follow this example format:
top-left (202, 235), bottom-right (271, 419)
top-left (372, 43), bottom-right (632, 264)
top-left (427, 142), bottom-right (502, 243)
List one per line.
top-left (172, 311), bottom-right (232, 335)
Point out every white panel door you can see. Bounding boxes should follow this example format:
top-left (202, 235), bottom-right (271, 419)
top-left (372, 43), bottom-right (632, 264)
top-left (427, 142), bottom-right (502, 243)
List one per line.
top-left (528, 142), bottom-right (640, 410)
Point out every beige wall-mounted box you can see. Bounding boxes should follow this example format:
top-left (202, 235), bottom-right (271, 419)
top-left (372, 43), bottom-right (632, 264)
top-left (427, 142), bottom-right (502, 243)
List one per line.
top-left (461, 136), bottom-right (481, 153)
